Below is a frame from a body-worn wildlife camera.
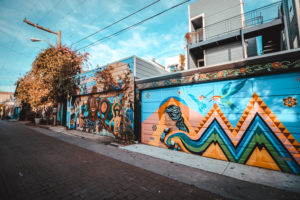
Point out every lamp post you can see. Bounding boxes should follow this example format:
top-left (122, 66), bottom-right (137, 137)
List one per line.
top-left (24, 19), bottom-right (63, 126)
top-left (24, 19), bottom-right (61, 48)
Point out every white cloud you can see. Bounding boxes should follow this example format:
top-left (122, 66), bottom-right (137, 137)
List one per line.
top-left (85, 22), bottom-right (187, 69)
top-left (0, 0), bottom-right (191, 91)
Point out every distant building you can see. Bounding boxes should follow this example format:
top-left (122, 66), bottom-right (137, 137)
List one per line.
top-left (186, 0), bottom-right (300, 69)
top-left (0, 91), bottom-right (13, 104)
top-left (165, 55), bottom-right (187, 72)
top-left (165, 56), bottom-right (180, 72)
top-left (0, 92), bottom-right (20, 119)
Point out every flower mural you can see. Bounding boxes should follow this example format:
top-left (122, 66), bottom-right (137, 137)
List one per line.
top-left (283, 97), bottom-right (297, 108)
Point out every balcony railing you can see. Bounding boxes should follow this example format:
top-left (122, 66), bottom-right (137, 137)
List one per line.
top-left (186, 1), bottom-right (282, 45)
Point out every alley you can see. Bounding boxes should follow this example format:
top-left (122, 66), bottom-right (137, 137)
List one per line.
top-left (0, 120), bottom-right (225, 200)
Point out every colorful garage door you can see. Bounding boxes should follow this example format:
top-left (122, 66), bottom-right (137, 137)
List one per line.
top-left (141, 72), bottom-right (300, 174)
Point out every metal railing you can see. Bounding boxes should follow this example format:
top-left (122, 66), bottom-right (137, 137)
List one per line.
top-left (186, 1), bottom-right (282, 45)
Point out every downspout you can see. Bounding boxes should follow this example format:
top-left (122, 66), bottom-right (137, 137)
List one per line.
top-left (282, 0), bottom-right (291, 49)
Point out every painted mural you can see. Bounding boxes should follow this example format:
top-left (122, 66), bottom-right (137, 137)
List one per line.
top-left (136, 59), bottom-right (300, 95)
top-left (67, 58), bottom-right (135, 142)
top-left (0, 100), bottom-right (20, 120)
top-left (141, 72), bottom-right (300, 174)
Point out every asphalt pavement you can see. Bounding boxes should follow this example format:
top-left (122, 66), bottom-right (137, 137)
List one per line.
top-left (0, 120), bottom-right (225, 200)
top-left (1, 120), bottom-right (299, 200)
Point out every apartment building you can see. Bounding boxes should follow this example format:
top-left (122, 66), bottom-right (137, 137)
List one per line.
top-left (186, 0), bottom-right (300, 69)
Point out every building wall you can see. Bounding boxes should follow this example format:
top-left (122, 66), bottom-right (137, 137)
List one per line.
top-left (188, 0), bottom-right (244, 69)
top-left (288, 0), bottom-right (300, 48)
top-left (189, 0), bottom-right (243, 39)
top-left (140, 71), bottom-right (300, 174)
top-left (135, 57), bottom-right (167, 79)
top-left (295, 0), bottom-right (300, 43)
top-left (0, 101), bottom-right (19, 120)
top-left (0, 92), bottom-right (13, 104)
top-left (205, 42), bottom-right (244, 66)
top-left (67, 58), bottom-right (135, 140)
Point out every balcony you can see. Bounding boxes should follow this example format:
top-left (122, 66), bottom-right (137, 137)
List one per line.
top-left (185, 1), bottom-right (282, 45)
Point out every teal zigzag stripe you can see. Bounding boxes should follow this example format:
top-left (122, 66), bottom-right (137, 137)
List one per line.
top-left (164, 115), bottom-right (300, 174)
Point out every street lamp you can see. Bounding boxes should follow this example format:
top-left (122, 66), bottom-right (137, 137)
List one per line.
top-left (29, 37), bottom-right (54, 46)
top-left (24, 19), bottom-right (61, 48)
top-left (30, 38), bottom-right (42, 42)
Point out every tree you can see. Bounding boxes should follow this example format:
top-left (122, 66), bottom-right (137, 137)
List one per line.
top-left (16, 46), bottom-right (88, 115)
top-left (179, 54), bottom-right (185, 71)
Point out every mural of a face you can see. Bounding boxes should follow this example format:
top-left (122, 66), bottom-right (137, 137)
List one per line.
top-left (165, 105), bottom-right (189, 133)
top-left (88, 96), bottom-right (99, 121)
top-left (165, 105), bottom-right (181, 121)
top-left (115, 105), bottom-right (120, 116)
top-left (68, 60), bottom-right (135, 142)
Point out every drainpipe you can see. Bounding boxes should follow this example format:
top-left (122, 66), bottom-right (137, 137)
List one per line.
top-left (282, 0), bottom-right (291, 49)
top-left (241, 29), bottom-right (246, 58)
top-left (186, 45), bottom-right (190, 69)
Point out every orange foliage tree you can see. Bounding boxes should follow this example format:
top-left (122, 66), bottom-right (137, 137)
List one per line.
top-left (16, 46), bottom-right (88, 115)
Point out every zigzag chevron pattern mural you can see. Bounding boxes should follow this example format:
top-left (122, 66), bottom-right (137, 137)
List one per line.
top-left (141, 72), bottom-right (300, 174)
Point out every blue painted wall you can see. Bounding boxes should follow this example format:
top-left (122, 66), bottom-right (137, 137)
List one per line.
top-left (66, 57), bottom-right (135, 141)
top-left (141, 72), bottom-right (300, 174)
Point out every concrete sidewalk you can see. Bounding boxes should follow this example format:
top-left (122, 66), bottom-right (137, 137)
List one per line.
top-left (19, 121), bottom-right (300, 200)
top-left (18, 121), bottom-right (115, 144)
top-left (121, 144), bottom-right (300, 193)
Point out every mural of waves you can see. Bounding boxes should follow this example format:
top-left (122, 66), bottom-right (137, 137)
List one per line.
top-left (163, 114), bottom-right (300, 174)
top-left (152, 92), bottom-right (300, 174)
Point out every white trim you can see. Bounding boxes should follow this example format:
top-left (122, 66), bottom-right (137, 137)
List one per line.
top-left (203, 49), bottom-right (206, 67)
top-left (240, 0), bottom-right (246, 28)
top-left (134, 55), bottom-right (137, 77)
top-left (295, 0), bottom-right (300, 40)
top-left (188, 4), bottom-right (191, 32)
top-left (189, 13), bottom-right (205, 31)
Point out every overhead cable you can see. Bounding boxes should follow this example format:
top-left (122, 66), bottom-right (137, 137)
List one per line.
top-left (56, 0), bottom-right (87, 25)
top-left (77, 0), bottom-right (190, 51)
top-left (38, 0), bottom-right (63, 24)
top-left (72, 0), bottom-right (160, 46)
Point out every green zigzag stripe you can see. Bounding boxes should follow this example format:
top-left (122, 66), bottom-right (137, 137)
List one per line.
top-left (174, 127), bottom-right (292, 173)
top-left (166, 117), bottom-right (297, 173)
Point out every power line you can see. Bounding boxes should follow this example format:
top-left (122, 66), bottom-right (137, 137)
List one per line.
top-left (38, 0), bottom-right (63, 24)
top-left (56, 0), bottom-right (87, 26)
top-left (72, 0), bottom-right (160, 46)
top-left (76, 0), bottom-right (190, 51)
top-left (25, 0), bottom-right (41, 17)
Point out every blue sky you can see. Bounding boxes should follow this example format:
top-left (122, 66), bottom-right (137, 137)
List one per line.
top-left (0, 0), bottom-right (278, 92)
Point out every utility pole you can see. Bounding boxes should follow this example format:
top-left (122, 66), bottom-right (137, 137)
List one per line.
top-left (23, 18), bottom-right (62, 126)
top-left (23, 18), bottom-right (61, 48)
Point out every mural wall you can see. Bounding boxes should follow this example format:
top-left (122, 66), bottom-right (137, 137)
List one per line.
top-left (141, 72), bottom-right (300, 174)
top-left (67, 58), bottom-right (135, 142)
top-left (0, 100), bottom-right (20, 120)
